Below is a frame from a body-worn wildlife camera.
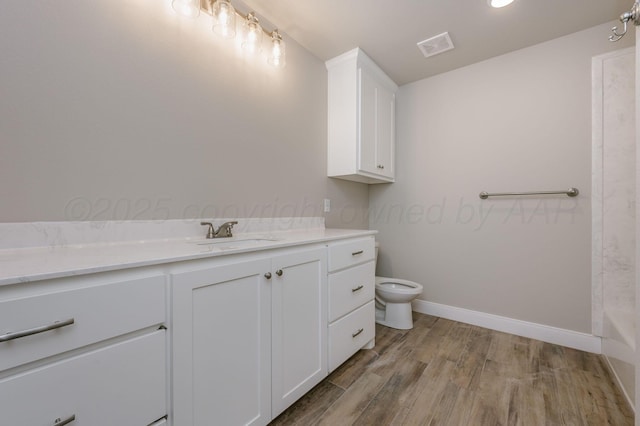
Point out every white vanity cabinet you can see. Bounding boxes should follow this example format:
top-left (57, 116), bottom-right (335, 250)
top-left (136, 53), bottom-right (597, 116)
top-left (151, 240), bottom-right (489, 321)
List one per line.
top-left (326, 47), bottom-right (398, 184)
top-left (327, 236), bottom-right (376, 372)
top-left (171, 245), bottom-right (327, 426)
top-left (0, 225), bottom-right (376, 426)
top-left (0, 271), bottom-right (168, 426)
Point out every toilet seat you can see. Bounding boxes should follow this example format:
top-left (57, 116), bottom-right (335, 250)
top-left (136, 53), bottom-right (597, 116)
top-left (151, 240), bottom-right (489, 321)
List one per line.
top-left (375, 277), bottom-right (423, 295)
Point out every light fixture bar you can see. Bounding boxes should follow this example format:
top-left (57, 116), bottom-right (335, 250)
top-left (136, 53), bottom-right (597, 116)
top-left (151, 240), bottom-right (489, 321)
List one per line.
top-left (199, 0), bottom-right (278, 40)
top-left (172, 0), bottom-right (286, 67)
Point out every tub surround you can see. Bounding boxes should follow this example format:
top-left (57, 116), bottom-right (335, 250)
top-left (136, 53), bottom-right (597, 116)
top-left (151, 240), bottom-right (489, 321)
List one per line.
top-left (592, 47), bottom-right (636, 408)
top-left (0, 218), bottom-right (376, 286)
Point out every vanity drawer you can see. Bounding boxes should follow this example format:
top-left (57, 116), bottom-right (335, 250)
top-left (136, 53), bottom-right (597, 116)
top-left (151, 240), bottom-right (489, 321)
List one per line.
top-left (328, 237), bottom-right (375, 272)
top-left (0, 274), bottom-right (166, 372)
top-left (328, 301), bottom-right (375, 372)
top-left (0, 330), bottom-right (167, 426)
top-left (328, 261), bottom-right (375, 322)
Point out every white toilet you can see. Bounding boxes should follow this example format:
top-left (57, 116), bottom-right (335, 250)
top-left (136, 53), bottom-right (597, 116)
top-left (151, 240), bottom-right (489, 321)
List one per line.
top-left (375, 243), bottom-right (423, 330)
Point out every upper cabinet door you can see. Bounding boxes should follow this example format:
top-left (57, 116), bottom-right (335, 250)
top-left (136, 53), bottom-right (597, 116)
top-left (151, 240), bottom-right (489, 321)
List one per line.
top-left (358, 67), bottom-right (396, 180)
top-left (375, 85), bottom-right (395, 179)
top-left (358, 68), bottom-right (378, 175)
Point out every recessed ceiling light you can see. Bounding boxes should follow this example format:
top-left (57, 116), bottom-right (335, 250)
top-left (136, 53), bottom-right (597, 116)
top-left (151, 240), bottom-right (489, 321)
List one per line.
top-left (488, 0), bottom-right (515, 8)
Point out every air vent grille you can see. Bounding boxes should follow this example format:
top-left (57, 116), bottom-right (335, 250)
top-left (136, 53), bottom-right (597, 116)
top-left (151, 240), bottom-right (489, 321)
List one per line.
top-left (417, 32), bottom-right (455, 58)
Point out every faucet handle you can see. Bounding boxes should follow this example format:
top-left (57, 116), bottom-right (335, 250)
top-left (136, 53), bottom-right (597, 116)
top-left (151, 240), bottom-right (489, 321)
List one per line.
top-left (217, 221), bottom-right (238, 238)
top-left (200, 222), bottom-right (215, 239)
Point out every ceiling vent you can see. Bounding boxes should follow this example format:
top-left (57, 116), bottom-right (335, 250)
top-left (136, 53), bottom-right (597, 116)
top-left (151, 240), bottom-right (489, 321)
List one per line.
top-left (417, 32), bottom-right (454, 58)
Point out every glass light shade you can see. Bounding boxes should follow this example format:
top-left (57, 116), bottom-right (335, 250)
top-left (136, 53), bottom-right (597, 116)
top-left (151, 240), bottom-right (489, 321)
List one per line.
top-left (488, 0), bottom-right (515, 7)
top-left (241, 12), bottom-right (263, 54)
top-left (212, 0), bottom-right (236, 39)
top-left (268, 30), bottom-right (286, 68)
top-left (172, 0), bottom-right (200, 18)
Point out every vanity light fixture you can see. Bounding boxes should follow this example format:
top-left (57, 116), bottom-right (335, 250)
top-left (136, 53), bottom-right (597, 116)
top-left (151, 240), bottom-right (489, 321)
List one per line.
top-left (488, 0), bottom-right (515, 8)
top-left (268, 30), bottom-right (286, 68)
top-left (242, 12), bottom-right (263, 53)
top-left (172, 0), bottom-right (200, 18)
top-left (171, 0), bottom-right (287, 68)
top-left (212, 0), bottom-right (236, 39)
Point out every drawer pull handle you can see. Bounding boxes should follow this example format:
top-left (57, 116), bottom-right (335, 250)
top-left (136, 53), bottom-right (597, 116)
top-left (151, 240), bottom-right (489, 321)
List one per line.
top-left (0, 318), bottom-right (75, 343)
top-left (147, 416), bottom-right (168, 426)
top-left (351, 250), bottom-right (364, 256)
top-left (275, 269), bottom-right (283, 277)
top-left (54, 414), bottom-right (76, 426)
top-left (352, 285), bottom-right (364, 292)
top-left (352, 328), bottom-right (364, 338)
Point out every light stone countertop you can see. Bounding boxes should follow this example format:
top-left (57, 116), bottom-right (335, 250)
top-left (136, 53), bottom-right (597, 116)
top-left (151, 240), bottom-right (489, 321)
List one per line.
top-left (0, 227), bottom-right (376, 286)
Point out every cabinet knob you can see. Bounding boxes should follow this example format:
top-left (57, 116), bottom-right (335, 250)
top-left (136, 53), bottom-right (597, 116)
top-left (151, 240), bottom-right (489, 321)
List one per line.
top-left (377, 164), bottom-right (384, 169)
top-left (275, 269), bottom-right (283, 277)
top-left (264, 272), bottom-right (272, 279)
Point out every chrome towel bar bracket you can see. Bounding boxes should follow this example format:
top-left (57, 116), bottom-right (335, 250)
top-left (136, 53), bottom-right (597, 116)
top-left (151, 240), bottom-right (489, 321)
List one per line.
top-left (479, 188), bottom-right (579, 199)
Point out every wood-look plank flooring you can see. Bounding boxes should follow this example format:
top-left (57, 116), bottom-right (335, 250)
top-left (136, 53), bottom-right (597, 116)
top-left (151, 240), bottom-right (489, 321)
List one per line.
top-left (270, 313), bottom-right (633, 426)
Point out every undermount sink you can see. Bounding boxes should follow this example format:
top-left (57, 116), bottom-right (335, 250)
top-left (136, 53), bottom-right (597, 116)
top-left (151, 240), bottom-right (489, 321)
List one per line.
top-left (192, 237), bottom-right (280, 248)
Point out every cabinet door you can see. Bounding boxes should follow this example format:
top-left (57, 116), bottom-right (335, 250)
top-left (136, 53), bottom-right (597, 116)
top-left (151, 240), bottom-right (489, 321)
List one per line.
top-left (172, 258), bottom-right (272, 426)
top-left (271, 248), bottom-right (327, 417)
top-left (376, 85), bottom-right (395, 179)
top-left (358, 68), bottom-right (378, 175)
top-left (358, 68), bottom-right (395, 179)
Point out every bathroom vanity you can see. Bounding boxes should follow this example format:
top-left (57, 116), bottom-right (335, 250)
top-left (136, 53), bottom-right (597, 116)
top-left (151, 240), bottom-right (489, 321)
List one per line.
top-left (0, 220), bottom-right (375, 426)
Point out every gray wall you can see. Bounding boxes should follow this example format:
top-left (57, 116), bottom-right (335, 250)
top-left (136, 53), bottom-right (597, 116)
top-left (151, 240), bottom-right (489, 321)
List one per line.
top-left (370, 22), bottom-right (633, 333)
top-left (0, 0), bottom-right (368, 228)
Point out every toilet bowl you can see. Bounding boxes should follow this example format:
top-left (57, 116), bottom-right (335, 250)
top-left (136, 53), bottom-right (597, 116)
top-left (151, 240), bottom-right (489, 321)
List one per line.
top-left (375, 244), bottom-right (423, 330)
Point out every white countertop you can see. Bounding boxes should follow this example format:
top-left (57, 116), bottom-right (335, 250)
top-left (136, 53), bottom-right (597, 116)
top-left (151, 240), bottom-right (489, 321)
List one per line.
top-left (0, 228), bottom-right (376, 286)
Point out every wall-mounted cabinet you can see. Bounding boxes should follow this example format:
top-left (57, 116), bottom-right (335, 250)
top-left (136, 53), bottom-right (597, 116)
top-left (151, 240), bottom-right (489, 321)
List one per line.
top-left (326, 48), bottom-right (398, 184)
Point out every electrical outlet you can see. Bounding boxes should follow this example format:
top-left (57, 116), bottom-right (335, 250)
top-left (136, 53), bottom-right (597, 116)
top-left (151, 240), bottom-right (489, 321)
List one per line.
top-left (323, 198), bottom-right (331, 213)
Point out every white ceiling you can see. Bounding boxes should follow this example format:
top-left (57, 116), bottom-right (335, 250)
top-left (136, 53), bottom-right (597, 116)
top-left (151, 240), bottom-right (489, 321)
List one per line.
top-left (241, 0), bottom-right (632, 85)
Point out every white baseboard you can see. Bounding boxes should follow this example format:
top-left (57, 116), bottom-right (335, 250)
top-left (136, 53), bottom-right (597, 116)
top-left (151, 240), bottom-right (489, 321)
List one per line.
top-left (412, 299), bottom-right (602, 354)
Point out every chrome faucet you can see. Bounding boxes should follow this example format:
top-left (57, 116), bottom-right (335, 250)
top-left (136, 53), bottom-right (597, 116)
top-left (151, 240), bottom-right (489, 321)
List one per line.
top-left (200, 221), bottom-right (238, 239)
